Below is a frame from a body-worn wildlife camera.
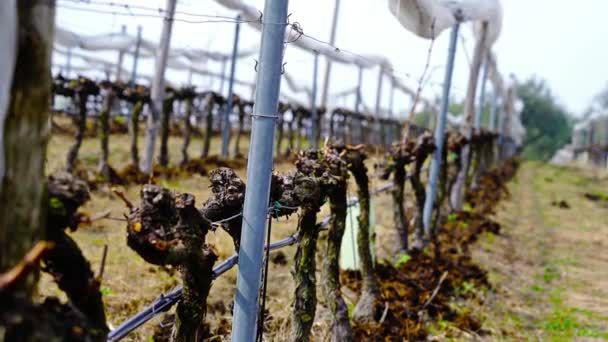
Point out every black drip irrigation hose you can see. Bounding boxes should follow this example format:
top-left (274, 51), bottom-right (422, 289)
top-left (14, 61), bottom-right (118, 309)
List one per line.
top-left (108, 172), bottom-right (421, 341)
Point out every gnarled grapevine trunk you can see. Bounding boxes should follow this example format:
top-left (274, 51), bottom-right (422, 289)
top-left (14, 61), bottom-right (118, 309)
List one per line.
top-left (158, 91), bottom-right (174, 167)
top-left (433, 135), bottom-right (450, 231)
top-left (288, 173), bottom-right (322, 342)
top-left (410, 133), bottom-right (436, 250)
top-left (409, 159), bottom-right (427, 250)
top-left (201, 168), bottom-right (245, 252)
top-left (0, 0), bottom-right (54, 294)
top-left (345, 149), bottom-right (382, 323)
top-left (125, 186), bottom-right (217, 342)
top-left (296, 110), bottom-right (304, 151)
top-left (65, 91), bottom-right (87, 173)
top-left (391, 165), bottom-right (408, 253)
top-left (291, 206), bottom-right (319, 342)
top-left (383, 142), bottom-right (414, 255)
top-left (202, 94), bottom-right (214, 158)
top-left (129, 101), bottom-right (143, 167)
top-left (180, 97), bottom-right (193, 165)
top-left (324, 181), bottom-right (355, 341)
top-left (98, 87), bottom-right (115, 180)
top-left (44, 174), bottom-right (108, 337)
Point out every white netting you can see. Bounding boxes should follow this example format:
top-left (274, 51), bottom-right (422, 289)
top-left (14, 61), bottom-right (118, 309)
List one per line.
top-left (388, 0), bottom-right (503, 43)
top-left (55, 26), bottom-right (257, 63)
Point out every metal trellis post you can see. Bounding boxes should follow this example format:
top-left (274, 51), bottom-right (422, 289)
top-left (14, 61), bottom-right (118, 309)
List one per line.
top-left (320, 0), bottom-right (341, 107)
top-left (475, 54), bottom-right (490, 130)
top-left (231, 0), bottom-right (289, 341)
top-left (115, 25), bottom-right (127, 82)
top-left (374, 66), bottom-right (384, 145)
top-left (389, 77), bottom-right (395, 118)
top-left (374, 66), bottom-right (384, 117)
top-left (355, 65), bottom-right (363, 113)
top-left (130, 25), bottom-right (142, 86)
top-left (222, 15), bottom-right (241, 158)
top-left (422, 23), bottom-right (461, 240)
top-left (219, 56), bottom-right (228, 94)
top-left (66, 48), bottom-right (72, 78)
top-left (309, 50), bottom-right (319, 148)
top-left (355, 65), bottom-right (364, 144)
top-left (187, 68), bottom-right (193, 86)
top-left (141, 0), bottom-right (176, 174)
top-left (489, 93), bottom-right (499, 132)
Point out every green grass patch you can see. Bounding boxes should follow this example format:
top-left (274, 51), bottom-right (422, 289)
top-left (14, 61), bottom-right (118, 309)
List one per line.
top-left (394, 254), bottom-right (411, 268)
top-left (542, 308), bottom-right (608, 340)
top-left (542, 264), bottom-right (560, 283)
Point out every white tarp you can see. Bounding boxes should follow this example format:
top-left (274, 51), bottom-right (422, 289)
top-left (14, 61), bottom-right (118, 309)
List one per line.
top-left (0, 0), bottom-right (17, 189)
top-left (55, 48), bottom-right (124, 74)
top-left (54, 46), bottom-right (255, 88)
top-left (388, 0), bottom-right (503, 44)
top-left (55, 26), bottom-right (257, 63)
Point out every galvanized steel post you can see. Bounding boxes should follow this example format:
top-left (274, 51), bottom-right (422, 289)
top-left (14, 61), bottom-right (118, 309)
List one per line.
top-left (219, 56), bottom-right (228, 94)
top-left (130, 25), bottom-right (142, 86)
top-left (222, 15), bottom-right (242, 158)
top-left (388, 76), bottom-right (395, 118)
top-left (115, 25), bottom-right (127, 82)
top-left (475, 54), bottom-right (490, 130)
top-left (309, 50), bottom-right (319, 148)
top-left (489, 93), bottom-right (499, 132)
top-left (231, 1), bottom-right (289, 341)
top-left (141, 0), bottom-right (176, 174)
top-left (355, 65), bottom-right (364, 143)
top-left (422, 23), bottom-right (461, 239)
top-left (66, 48), bottom-right (72, 78)
top-left (374, 66), bottom-right (384, 145)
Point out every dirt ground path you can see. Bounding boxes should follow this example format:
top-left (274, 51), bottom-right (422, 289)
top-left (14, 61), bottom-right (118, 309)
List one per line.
top-left (468, 162), bottom-right (608, 341)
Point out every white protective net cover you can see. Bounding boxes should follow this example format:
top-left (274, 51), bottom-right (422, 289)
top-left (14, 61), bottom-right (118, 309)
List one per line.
top-left (388, 0), bottom-right (503, 44)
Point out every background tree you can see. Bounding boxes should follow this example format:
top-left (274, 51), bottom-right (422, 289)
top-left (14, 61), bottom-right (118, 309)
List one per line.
top-left (517, 77), bottom-right (572, 161)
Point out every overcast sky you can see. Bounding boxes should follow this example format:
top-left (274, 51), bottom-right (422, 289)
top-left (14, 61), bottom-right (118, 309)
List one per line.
top-left (54, 0), bottom-right (608, 117)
